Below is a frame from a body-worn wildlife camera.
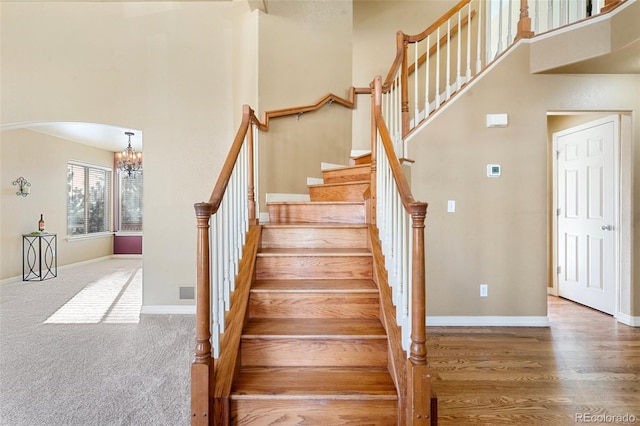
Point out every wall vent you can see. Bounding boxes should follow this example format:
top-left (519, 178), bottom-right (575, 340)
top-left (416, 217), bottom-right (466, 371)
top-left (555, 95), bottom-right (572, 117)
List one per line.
top-left (179, 286), bottom-right (195, 300)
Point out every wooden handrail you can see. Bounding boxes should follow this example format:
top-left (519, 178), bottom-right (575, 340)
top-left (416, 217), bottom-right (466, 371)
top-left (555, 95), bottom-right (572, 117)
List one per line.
top-left (206, 87), bottom-right (370, 211)
top-left (207, 105), bottom-right (253, 212)
top-left (406, 0), bottom-right (471, 43)
top-left (373, 77), bottom-right (419, 213)
top-left (257, 86), bottom-right (370, 130)
top-left (381, 0), bottom-right (473, 92)
top-left (407, 11), bottom-right (476, 76)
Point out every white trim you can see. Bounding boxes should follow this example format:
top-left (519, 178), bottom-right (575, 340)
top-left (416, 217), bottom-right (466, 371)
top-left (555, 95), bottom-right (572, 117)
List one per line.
top-left (552, 115), bottom-right (621, 315)
top-left (141, 304), bottom-right (195, 315)
top-left (350, 149), bottom-right (371, 157)
top-left (0, 275), bottom-right (22, 286)
top-left (68, 159), bottom-right (112, 172)
top-left (426, 316), bottom-right (550, 327)
top-left (112, 254), bottom-right (142, 259)
top-left (616, 313), bottom-right (640, 327)
top-left (259, 212), bottom-right (270, 223)
top-left (66, 232), bottom-right (114, 242)
top-left (307, 177), bottom-right (324, 185)
top-left (320, 162), bottom-right (345, 171)
top-left (115, 231), bottom-right (142, 237)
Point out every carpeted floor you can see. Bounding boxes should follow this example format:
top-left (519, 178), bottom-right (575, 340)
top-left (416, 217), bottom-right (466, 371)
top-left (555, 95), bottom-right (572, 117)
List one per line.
top-left (0, 258), bottom-right (194, 426)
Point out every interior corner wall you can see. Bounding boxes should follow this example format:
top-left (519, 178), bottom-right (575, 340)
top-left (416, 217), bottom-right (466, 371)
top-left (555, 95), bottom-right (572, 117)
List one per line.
top-left (351, 0), bottom-right (458, 151)
top-left (256, 0), bottom-right (353, 211)
top-left (408, 43), bottom-right (640, 318)
top-left (232, 1), bottom-right (260, 128)
top-left (1, 2), bottom-right (235, 306)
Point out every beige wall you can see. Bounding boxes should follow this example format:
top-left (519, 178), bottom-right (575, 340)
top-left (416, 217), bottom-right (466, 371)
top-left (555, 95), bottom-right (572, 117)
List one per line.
top-left (257, 0), bottom-right (354, 210)
top-left (0, 129), bottom-right (114, 278)
top-left (409, 43), bottom-right (639, 317)
top-left (232, 1), bottom-right (260, 128)
top-left (1, 2), bottom-right (234, 306)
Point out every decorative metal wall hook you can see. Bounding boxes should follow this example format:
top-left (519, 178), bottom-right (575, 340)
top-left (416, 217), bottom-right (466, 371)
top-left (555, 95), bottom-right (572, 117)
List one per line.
top-left (327, 99), bottom-right (334, 107)
top-left (13, 177), bottom-right (31, 197)
top-left (296, 112), bottom-right (303, 121)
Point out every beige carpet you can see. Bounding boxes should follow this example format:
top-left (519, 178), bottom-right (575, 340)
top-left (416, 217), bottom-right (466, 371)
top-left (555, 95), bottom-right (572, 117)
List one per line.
top-left (0, 258), bottom-right (193, 426)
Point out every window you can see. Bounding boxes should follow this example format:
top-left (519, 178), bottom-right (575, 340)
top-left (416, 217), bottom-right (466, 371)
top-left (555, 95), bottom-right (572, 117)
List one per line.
top-left (67, 162), bottom-right (112, 236)
top-left (118, 171), bottom-right (143, 232)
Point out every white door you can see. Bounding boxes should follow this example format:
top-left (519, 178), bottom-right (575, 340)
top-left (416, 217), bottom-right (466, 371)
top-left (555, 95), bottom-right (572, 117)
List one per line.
top-left (554, 115), bottom-right (618, 315)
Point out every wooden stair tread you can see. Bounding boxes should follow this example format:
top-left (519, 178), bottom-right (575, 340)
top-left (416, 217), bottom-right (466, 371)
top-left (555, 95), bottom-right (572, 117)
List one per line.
top-left (325, 164), bottom-right (370, 171)
top-left (267, 201), bottom-right (364, 206)
top-left (308, 180), bottom-right (370, 188)
top-left (258, 247), bottom-right (371, 256)
top-left (231, 367), bottom-right (397, 399)
top-left (263, 222), bottom-right (367, 229)
top-left (252, 279), bottom-right (378, 292)
top-left (243, 318), bottom-right (386, 338)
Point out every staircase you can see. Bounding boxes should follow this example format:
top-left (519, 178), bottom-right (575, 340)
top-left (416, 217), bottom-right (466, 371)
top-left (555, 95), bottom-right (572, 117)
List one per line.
top-left (229, 157), bottom-right (400, 424)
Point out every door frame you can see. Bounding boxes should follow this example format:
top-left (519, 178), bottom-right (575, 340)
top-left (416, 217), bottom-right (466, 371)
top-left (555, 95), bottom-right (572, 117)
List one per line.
top-left (549, 112), bottom-right (633, 324)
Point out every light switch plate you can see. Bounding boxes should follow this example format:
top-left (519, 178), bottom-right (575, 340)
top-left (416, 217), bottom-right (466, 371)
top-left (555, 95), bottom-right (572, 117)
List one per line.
top-left (447, 200), bottom-right (456, 213)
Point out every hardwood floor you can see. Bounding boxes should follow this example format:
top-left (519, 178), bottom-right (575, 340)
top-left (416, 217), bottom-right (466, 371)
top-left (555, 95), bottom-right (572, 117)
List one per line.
top-left (427, 296), bottom-right (640, 425)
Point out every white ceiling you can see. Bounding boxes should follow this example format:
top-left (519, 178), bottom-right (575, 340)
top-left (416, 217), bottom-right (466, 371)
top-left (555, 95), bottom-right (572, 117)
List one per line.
top-left (3, 122), bottom-right (143, 152)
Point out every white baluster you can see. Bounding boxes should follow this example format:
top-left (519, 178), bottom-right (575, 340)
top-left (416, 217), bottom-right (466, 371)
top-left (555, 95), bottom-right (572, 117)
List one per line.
top-left (414, 41), bottom-right (419, 124)
top-left (456, 10), bottom-right (461, 91)
top-left (446, 18), bottom-right (451, 99)
top-left (216, 208), bottom-right (224, 335)
top-left (466, 3), bottom-right (472, 81)
top-left (476, 0), bottom-right (483, 73)
top-left (425, 34), bottom-right (430, 116)
top-left (497, 0), bottom-right (504, 55)
top-left (210, 215), bottom-right (220, 357)
top-left (436, 27), bottom-right (441, 106)
top-left (507, 0), bottom-right (513, 45)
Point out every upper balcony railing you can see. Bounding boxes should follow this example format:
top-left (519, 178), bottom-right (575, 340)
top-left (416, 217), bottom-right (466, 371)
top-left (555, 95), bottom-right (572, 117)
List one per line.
top-left (380, 0), bottom-right (627, 158)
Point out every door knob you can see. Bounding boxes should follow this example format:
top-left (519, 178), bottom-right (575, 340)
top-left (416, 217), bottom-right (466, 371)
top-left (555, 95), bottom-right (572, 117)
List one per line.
top-left (601, 224), bottom-right (613, 231)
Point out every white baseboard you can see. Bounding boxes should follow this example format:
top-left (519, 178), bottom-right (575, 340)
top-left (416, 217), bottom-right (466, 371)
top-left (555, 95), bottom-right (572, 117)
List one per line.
top-left (141, 305), bottom-right (196, 315)
top-left (350, 149), bottom-right (371, 158)
top-left (307, 177), bottom-right (324, 185)
top-left (616, 312), bottom-right (640, 327)
top-left (320, 162), bottom-right (344, 171)
top-left (0, 275), bottom-right (22, 286)
top-left (426, 316), bottom-right (550, 327)
top-left (0, 255), bottom-right (118, 286)
top-left (259, 212), bottom-right (270, 223)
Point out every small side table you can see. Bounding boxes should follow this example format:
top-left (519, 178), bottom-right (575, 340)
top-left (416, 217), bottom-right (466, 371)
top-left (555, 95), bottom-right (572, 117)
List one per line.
top-left (22, 233), bottom-right (57, 281)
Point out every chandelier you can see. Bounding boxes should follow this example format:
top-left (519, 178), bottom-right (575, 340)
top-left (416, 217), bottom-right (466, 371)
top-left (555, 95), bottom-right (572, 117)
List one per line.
top-left (117, 131), bottom-right (142, 177)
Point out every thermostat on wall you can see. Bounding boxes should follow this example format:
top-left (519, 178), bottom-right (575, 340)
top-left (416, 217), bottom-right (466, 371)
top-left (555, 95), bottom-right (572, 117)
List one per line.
top-left (487, 164), bottom-right (501, 177)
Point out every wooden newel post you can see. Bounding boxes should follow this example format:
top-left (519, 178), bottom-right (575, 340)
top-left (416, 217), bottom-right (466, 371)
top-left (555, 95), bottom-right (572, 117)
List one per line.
top-left (516, 0), bottom-right (535, 40)
top-left (407, 201), bottom-right (434, 425)
top-left (191, 202), bottom-right (213, 425)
